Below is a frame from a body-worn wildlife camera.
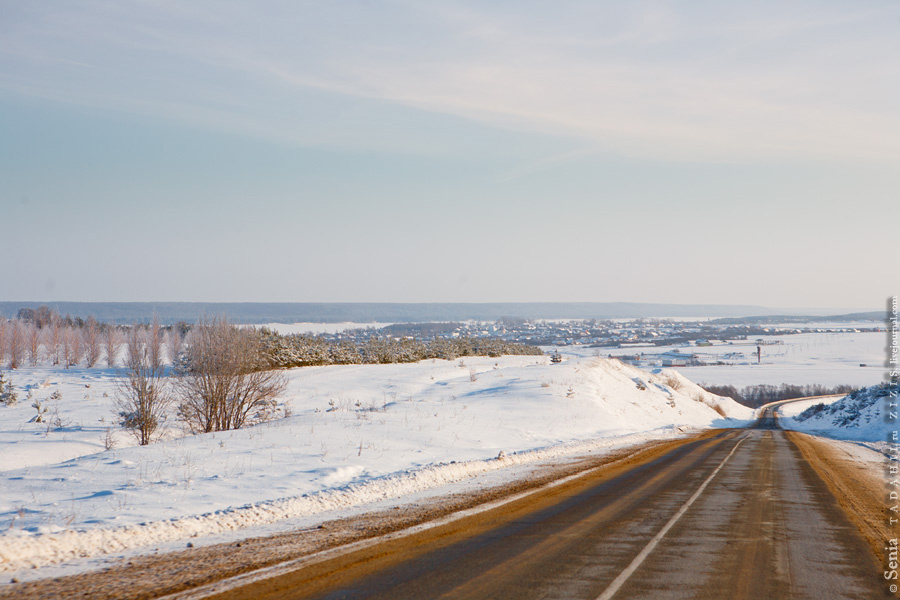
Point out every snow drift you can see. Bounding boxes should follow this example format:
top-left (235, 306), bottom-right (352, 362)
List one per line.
top-left (0, 355), bottom-right (751, 574)
top-left (782, 382), bottom-right (898, 443)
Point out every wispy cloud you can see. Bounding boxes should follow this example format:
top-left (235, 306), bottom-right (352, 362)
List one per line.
top-left (1, 1), bottom-right (897, 162)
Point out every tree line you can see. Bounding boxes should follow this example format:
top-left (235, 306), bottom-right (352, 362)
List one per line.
top-left (2, 307), bottom-right (542, 371)
top-left (0, 307), bottom-right (187, 369)
top-left (258, 329), bottom-right (543, 368)
top-left (701, 383), bottom-right (857, 408)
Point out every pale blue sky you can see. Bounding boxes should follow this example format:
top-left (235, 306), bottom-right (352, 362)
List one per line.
top-left (1, 1), bottom-right (897, 308)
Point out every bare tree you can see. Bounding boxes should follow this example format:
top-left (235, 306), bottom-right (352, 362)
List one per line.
top-left (165, 326), bottom-right (183, 365)
top-left (26, 321), bottom-right (41, 366)
top-left (47, 316), bottom-right (62, 366)
top-left (115, 325), bottom-right (170, 445)
top-left (84, 316), bottom-right (102, 368)
top-left (0, 320), bottom-right (8, 367)
top-left (62, 325), bottom-right (82, 368)
top-left (34, 305), bottom-right (55, 328)
top-left (104, 325), bottom-right (122, 368)
top-left (176, 318), bottom-right (286, 433)
top-left (61, 324), bottom-right (72, 368)
top-left (149, 315), bottom-right (163, 371)
top-left (71, 327), bottom-right (84, 367)
top-left (8, 321), bottom-right (25, 369)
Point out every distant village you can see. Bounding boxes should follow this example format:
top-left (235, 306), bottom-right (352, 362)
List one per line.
top-left (307, 318), bottom-right (883, 368)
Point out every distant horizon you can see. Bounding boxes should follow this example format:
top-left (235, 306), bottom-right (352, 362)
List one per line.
top-left (0, 299), bottom-right (883, 310)
top-left (0, 300), bottom-right (885, 325)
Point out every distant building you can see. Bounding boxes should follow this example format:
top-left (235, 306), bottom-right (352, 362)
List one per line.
top-left (608, 354), bottom-right (644, 366)
top-left (662, 357), bottom-right (688, 367)
top-left (659, 350), bottom-right (700, 367)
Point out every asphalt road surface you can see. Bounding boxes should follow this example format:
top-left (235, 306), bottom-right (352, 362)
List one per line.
top-left (208, 413), bottom-right (884, 600)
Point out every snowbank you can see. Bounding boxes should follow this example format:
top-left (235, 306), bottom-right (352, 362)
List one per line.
top-left (0, 356), bottom-right (751, 574)
top-left (780, 383), bottom-right (899, 443)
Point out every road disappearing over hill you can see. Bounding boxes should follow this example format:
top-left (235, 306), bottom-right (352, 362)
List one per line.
top-left (185, 400), bottom-right (885, 600)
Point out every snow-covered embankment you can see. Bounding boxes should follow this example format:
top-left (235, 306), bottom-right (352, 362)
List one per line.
top-left (0, 356), bottom-right (752, 575)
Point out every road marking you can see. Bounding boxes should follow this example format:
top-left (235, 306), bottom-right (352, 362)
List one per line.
top-left (595, 436), bottom-right (746, 600)
top-left (160, 440), bottom-right (677, 600)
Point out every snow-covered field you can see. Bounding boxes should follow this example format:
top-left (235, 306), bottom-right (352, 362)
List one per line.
top-left (568, 330), bottom-right (887, 388)
top-left (0, 355), bottom-right (752, 581)
top-left (262, 320), bottom-right (889, 388)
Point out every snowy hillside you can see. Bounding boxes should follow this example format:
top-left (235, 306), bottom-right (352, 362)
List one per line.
top-left (0, 355), bottom-right (751, 576)
top-left (781, 383), bottom-right (899, 442)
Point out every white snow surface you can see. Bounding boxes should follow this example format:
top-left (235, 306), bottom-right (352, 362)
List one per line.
top-left (0, 355), bottom-right (752, 577)
top-left (568, 330), bottom-right (887, 388)
top-left (780, 383), bottom-right (898, 443)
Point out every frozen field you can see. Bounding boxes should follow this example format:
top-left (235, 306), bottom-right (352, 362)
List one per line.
top-left (0, 355), bottom-right (751, 580)
top-left (568, 329), bottom-right (888, 388)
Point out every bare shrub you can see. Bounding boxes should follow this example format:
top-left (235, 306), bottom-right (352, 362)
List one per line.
top-left (115, 325), bottom-right (171, 445)
top-left (664, 375), bottom-right (682, 390)
top-left (693, 392), bottom-right (728, 418)
top-left (703, 399), bottom-right (727, 418)
top-left (176, 318), bottom-right (287, 433)
top-left (102, 427), bottom-right (116, 451)
top-left (31, 397), bottom-right (48, 423)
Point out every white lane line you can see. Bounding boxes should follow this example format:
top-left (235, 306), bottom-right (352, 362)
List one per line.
top-left (595, 437), bottom-right (747, 600)
top-left (160, 448), bottom-right (646, 600)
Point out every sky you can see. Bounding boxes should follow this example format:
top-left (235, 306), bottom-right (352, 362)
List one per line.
top-left (1, 1), bottom-right (897, 309)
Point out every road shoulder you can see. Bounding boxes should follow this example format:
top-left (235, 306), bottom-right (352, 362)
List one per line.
top-left (0, 431), bottom-right (722, 600)
top-left (785, 431), bottom-right (889, 564)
